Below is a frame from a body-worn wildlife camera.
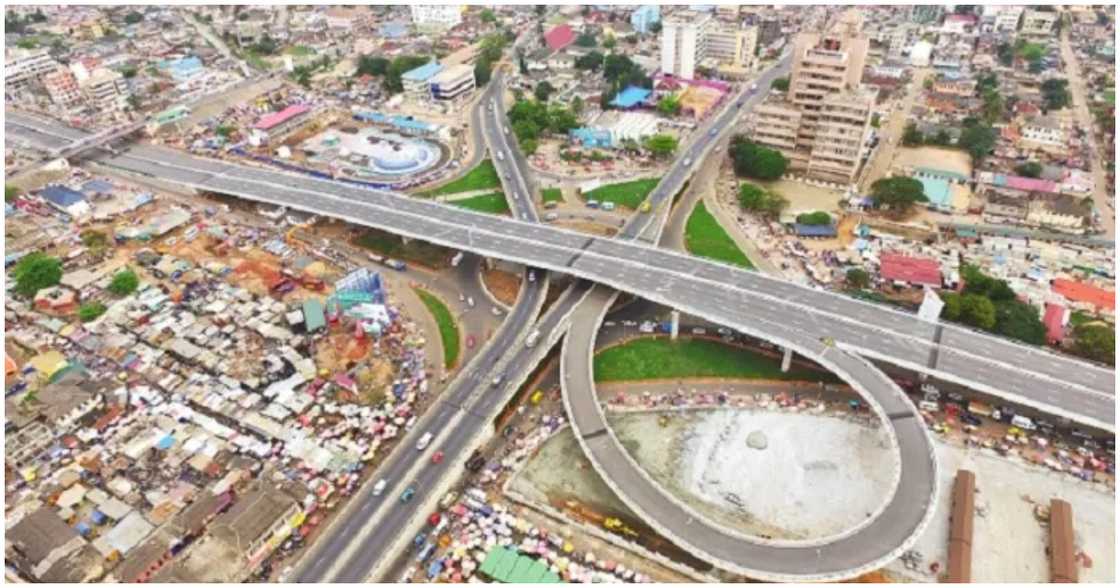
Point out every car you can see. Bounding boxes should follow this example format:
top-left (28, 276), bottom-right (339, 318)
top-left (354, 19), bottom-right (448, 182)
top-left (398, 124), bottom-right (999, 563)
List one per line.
top-left (431, 451), bottom-right (444, 464)
top-left (458, 293), bottom-right (466, 302)
top-left (960, 413), bottom-right (981, 427)
top-left (467, 296), bottom-right (475, 308)
top-left (401, 486), bottom-right (416, 502)
top-left (491, 306), bottom-right (503, 316)
top-left (372, 478), bottom-right (388, 496)
top-left (709, 128), bottom-right (717, 136)
top-left (466, 335), bottom-right (476, 349)
top-left (439, 490), bottom-right (459, 509)
top-left (528, 270), bottom-right (536, 282)
top-left (639, 201), bottom-right (652, 213)
top-left (491, 374), bottom-right (505, 387)
top-left (465, 450), bottom-right (486, 471)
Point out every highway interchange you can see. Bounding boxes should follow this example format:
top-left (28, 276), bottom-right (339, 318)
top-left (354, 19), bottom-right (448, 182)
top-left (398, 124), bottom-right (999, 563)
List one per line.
top-left (5, 47), bottom-right (1115, 579)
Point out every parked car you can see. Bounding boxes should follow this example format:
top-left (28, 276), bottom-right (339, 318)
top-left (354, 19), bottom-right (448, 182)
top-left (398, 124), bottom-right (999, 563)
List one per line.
top-left (401, 486), bottom-right (416, 502)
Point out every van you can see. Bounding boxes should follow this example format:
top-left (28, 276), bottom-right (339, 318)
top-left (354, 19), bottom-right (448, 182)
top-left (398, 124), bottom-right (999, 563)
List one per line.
top-left (372, 478), bottom-right (388, 496)
top-left (1011, 415), bottom-right (1036, 431)
top-left (544, 212), bottom-right (559, 221)
top-left (417, 432), bottom-right (434, 450)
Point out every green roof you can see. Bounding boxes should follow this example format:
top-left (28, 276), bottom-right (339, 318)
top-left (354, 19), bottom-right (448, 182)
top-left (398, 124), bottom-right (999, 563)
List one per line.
top-left (479, 547), bottom-right (561, 583)
top-left (302, 298), bottom-right (326, 332)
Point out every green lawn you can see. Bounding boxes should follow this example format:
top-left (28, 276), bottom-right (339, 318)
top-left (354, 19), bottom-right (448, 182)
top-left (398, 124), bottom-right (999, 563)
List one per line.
top-left (285, 45), bottom-right (315, 57)
top-left (1069, 310), bottom-right (1105, 328)
top-left (450, 192), bottom-right (510, 214)
top-left (594, 338), bottom-right (839, 383)
top-left (684, 201), bottom-right (753, 269)
top-left (354, 229), bottom-right (454, 269)
top-left (541, 188), bottom-right (563, 204)
top-left (581, 178), bottom-right (660, 209)
top-left (414, 288), bottom-right (460, 369)
top-left (1105, 90), bottom-right (1115, 106)
top-left (422, 159), bottom-right (501, 196)
top-left (241, 48), bottom-right (272, 71)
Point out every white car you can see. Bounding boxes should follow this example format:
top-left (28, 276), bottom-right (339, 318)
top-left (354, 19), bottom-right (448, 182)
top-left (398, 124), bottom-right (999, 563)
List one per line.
top-left (491, 306), bottom-right (503, 317)
top-left (372, 479), bottom-right (388, 496)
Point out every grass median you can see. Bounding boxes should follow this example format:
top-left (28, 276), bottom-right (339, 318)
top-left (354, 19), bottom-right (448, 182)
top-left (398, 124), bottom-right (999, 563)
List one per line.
top-left (422, 159), bottom-right (501, 196)
top-left (684, 201), bottom-right (754, 269)
top-left (354, 229), bottom-right (454, 269)
top-left (450, 192), bottom-right (511, 214)
top-left (414, 288), bottom-right (460, 369)
top-left (542, 188), bottom-right (563, 204)
top-left (593, 337), bottom-right (838, 383)
top-left (581, 178), bottom-right (660, 210)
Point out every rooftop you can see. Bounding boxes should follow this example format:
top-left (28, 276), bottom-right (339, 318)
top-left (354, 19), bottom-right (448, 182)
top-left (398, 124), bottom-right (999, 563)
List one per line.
top-left (401, 61), bottom-right (444, 82)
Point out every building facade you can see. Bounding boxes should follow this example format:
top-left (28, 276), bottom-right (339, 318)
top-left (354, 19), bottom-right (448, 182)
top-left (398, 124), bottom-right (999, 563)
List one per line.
top-left (630, 5), bottom-right (660, 35)
top-left (42, 66), bottom-right (83, 108)
top-left (660, 9), bottom-right (713, 79)
top-left (410, 5), bottom-right (463, 30)
top-left (1020, 8), bottom-right (1059, 36)
top-left (81, 68), bottom-right (129, 111)
top-left (429, 63), bottom-right (475, 101)
top-left (5, 48), bottom-right (57, 97)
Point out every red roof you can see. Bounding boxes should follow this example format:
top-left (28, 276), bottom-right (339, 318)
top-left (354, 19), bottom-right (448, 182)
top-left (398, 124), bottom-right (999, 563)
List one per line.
top-left (544, 24), bottom-right (575, 52)
top-left (254, 104), bottom-right (310, 131)
top-left (1042, 303), bottom-right (1067, 344)
top-left (1052, 278), bottom-right (1115, 310)
top-left (880, 252), bottom-right (942, 287)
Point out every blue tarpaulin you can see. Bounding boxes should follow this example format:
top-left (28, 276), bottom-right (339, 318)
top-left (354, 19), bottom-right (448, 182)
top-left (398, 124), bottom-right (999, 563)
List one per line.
top-left (610, 86), bottom-right (652, 108)
top-left (157, 435), bottom-right (175, 450)
top-left (40, 186), bottom-right (86, 207)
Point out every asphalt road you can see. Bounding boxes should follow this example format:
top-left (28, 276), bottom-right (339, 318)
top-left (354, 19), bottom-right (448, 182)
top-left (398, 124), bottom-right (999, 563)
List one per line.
top-left (9, 111), bottom-right (1112, 430)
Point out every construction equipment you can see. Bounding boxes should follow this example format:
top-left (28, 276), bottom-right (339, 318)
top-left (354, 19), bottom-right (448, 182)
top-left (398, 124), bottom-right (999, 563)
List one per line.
top-left (603, 517), bottom-right (640, 539)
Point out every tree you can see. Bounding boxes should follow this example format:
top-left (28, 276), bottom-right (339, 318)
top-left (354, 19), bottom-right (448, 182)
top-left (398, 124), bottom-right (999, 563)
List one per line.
top-left (126, 94), bottom-right (141, 111)
top-left (738, 182), bottom-right (787, 219)
top-left (216, 124), bottom-right (236, 138)
top-left (603, 34), bottom-right (617, 50)
top-left (902, 122), bottom-right (924, 146)
top-left (575, 51), bottom-right (605, 72)
top-left (108, 268), bottom-right (140, 297)
top-left (474, 58), bottom-right (492, 84)
top-left (650, 21), bottom-right (662, 34)
top-left (846, 268), bottom-right (871, 290)
top-left (870, 113), bottom-right (881, 128)
top-left (729, 136), bottom-right (788, 181)
top-left (958, 123), bottom-right (997, 165)
top-left (383, 55), bottom-right (431, 94)
top-left (534, 81), bottom-right (555, 102)
top-left (643, 134), bottom-right (678, 158)
top-left (124, 11), bottom-right (144, 24)
top-left (993, 299), bottom-right (1046, 345)
top-left (576, 32), bottom-right (597, 48)
top-left (997, 42), bottom-right (1014, 67)
top-left (771, 76), bottom-right (790, 92)
top-left (480, 9), bottom-right (496, 23)
top-left (355, 55), bottom-right (390, 77)
top-left (1015, 161), bottom-right (1043, 178)
top-left (960, 294), bottom-right (997, 330)
top-left (12, 253), bottom-right (62, 297)
top-left (941, 292), bottom-right (962, 321)
top-left (571, 96), bottom-right (584, 115)
top-left (1041, 78), bottom-right (1071, 111)
top-left (869, 177), bottom-right (928, 215)
top-left (79, 301), bottom-right (107, 323)
top-left (80, 230), bottom-right (109, 253)
top-left (520, 138), bottom-right (539, 155)
top-left (657, 94), bottom-right (681, 116)
top-left (1072, 323), bottom-right (1115, 365)
top-left (796, 211), bottom-right (832, 225)
top-left (5, 184), bottom-right (19, 203)
top-left (16, 38), bottom-right (36, 49)
top-left (120, 64), bottom-right (138, 78)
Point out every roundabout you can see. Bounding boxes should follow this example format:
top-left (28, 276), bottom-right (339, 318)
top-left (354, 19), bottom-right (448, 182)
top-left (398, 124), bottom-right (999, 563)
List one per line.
top-left (300, 127), bottom-right (444, 179)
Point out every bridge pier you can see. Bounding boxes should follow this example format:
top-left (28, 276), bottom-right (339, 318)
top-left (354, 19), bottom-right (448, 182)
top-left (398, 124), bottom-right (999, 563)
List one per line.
top-left (670, 310), bottom-right (680, 340)
top-left (781, 347), bottom-right (793, 373)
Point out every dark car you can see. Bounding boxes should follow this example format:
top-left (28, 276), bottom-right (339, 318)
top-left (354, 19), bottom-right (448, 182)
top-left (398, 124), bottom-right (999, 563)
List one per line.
top-left (960, 413), bottom-right (982, 427)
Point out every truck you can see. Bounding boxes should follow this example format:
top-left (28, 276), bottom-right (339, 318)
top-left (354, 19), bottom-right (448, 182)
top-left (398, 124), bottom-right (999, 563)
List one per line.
top-left (525, 329), bottom-right (541, 348)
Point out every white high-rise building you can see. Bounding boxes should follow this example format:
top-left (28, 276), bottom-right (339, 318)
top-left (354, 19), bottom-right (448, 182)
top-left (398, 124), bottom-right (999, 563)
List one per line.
top-left (660, 10), bottom-right (713, 79)
top-left (410, 5), bottom-right (463, 30)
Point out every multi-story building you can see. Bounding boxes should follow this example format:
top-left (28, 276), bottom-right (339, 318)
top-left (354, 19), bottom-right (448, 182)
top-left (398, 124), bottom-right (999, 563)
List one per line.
top-left (910, 5), bottom-right (944, 25)
top-left (758, 17), bottom-right (782, 46)
top-left (660, 9), bottom-right (713, 79)
top-left (982, 4), bottom-right (1025, 33)
top-left (81, 68), bottom-right (130, 111)
top-left (402, 61), bottom-right (445, 98)
top-left (1020, 8), bottom-right (1059, 36)
top-left (1020, 116), bottom-right (1067, 154)
top-left (429, 63), bottom-right (475, 101)
top-left (410, 5), bottom-right (463, 30)
top-left (705, 23), bottom-right (759, 68)
top-left (42, 66), bottom-right (83, 108)
top-left (630, 5), bottom-right (660, 35)
top-left (751, 9), bottom-right (874, 184)
top-left (5, 48), bottom-right (57, 97)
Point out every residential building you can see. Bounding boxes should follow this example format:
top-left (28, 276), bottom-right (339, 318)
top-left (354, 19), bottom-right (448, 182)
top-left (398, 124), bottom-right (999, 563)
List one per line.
top-left (1027, 198), bottom-right (1086, 231)
top-left (630, 5), bottom-right (660, 35)
top-left (6, 508), bottom-right (95, 582)
top-left (941, 13), bottom-right (978, 35)
top-left (207, 483), bottom-right (304, 570)
top-left (910, 5), bottom-right (944, 25)
top-left (910, 40), bottom-right (934, 67)
top-left (42, 66), bottom-right (83, 108)
top-left (704, 23), bottom-right (759, 69)
top-left (1020, 116), bottom-right (1066, 154)
top-left (757, 17), bottom-right (782, 47)
top-left (253, 104), bottom-right (312, 142)
top-left (5, 48), bottom-right (56, 96)
top-left (410, 5), bottom-right (463, 30)
top-left (324, 6), bottom-right (371, 30)
top-left (983, 4), bottom-right (1025, 33)
top-left (543, 24), bottom-right (576, 52)
top-left (1020, 8), bottom-right (1059, 36)
top-left (660, 9), bottom-right (714, 79)
top-left (429, 63), bottom-right (475, 101)
top-left (752, 9), bottom-right (873, 184)
top-left (81, 68), bottom-right (129, 111)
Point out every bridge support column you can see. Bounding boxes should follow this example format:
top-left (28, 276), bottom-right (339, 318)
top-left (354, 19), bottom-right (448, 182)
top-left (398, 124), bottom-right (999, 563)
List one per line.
top-left (781, 347), bottom-right (793, 373)
top-left (670, 311), bottom-right (680, 340)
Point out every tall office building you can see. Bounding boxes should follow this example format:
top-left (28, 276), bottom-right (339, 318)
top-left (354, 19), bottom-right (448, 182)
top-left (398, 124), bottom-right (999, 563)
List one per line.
top-left (659, 9), bottom-right (713, 79)
top-left (752, 9), bottom-right (874, 185)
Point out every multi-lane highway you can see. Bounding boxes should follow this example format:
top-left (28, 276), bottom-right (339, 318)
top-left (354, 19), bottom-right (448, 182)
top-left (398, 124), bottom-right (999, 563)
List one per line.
top-left (7, 111), bottom-right (1113, 431)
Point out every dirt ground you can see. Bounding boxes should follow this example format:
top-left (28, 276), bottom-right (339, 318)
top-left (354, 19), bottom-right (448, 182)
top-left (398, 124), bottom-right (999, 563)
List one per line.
top-left (759, 178), bottom-right (846, 213)
top-left (891, 146), bottom-right (973, 178)
top-left (481, 268), bottom-right (521, 306)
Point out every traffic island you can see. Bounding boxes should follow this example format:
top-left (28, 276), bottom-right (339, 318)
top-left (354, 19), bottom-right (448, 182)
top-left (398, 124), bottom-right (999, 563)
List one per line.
top-left (413, 287), bottom-right (461, 369)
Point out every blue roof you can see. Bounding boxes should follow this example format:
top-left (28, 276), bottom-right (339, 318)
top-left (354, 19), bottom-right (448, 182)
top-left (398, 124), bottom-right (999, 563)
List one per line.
top-left (40, 186), bottom-right (86, 207)
top-left (82, 179), bottom-right (114, 194)
top-left (794, 223), bottom-right (838, 237)
top-left (610, 86), bottom-right (652, 108)
top-left (402, 62), bottom-right (443, 82)
top-left (381, 21), bottom-right (408, 38)
top-left (918, 176), bottom-right (951, 208)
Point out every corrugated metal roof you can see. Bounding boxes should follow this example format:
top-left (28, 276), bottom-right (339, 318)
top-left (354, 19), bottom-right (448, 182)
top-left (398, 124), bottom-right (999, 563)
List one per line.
top-left (40, 185), bottom-right (87, 207)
